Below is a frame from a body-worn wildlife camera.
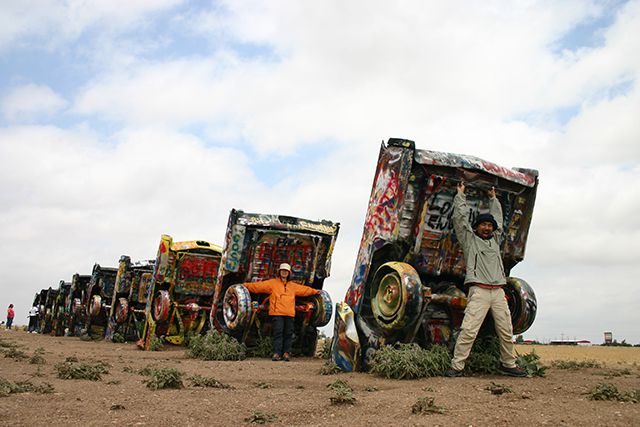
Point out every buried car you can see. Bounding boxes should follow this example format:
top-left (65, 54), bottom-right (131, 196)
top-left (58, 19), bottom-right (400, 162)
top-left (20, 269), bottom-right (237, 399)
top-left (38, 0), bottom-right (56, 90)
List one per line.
top-left (140, 235), bottom-right (222, 350)
top-left (50, 280), bottom-right (71, 336)
top-left (333, 139), bottom-right (538, 371)
top-left (33, 289), bottom-right (48, 333)
top-left (64, 273), bottom-right (92, 336)
top-left (104, 255), bottom-right (154, 342)
top-left (84, 263), bottom-right (119, 337)
top-left (39, 286), bottom-right (58, 334)
top-left (211, 209), bottom-right (339, 356)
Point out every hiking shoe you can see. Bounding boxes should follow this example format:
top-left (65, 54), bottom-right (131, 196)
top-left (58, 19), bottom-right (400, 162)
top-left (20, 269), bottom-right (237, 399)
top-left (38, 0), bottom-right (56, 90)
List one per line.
top-left (272, 354), bottom-right (281, 361)
top-left (444, 368), bottom-right (463, 377)
top-left (282, 353), bottom-right (290, 362)
top-left (499, 365), bottom-right (527, 377)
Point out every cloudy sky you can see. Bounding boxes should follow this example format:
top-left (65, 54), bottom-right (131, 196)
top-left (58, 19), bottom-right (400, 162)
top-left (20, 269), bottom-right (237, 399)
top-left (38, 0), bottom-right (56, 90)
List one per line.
top-left (1, 0), bottom-right (638, 344)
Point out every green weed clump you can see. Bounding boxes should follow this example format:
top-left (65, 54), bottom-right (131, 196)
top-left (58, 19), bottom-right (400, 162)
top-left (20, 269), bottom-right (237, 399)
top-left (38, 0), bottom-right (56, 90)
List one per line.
top-left (0, 339), bottom-right (17, 349)
top-left (244, 410), bottom-right (279, 424)
top-left (485, 381), bottom-right (513, 395)
top-left (54, 358), bottom-right (110, 381)
top-left (411, 396), bottom-right (446, 415)
top-left (320, 337), bottom-right (332, 359)
top-left (246, 336), bottom-right (273, 358)
top-left (187, 331), bottom-right (246, 361)
top-left (370, 343), bottom-right (450, 379)
top-left (143, 367), bottom-right (184, 390)
top-left (587, 383), bottom-right (639, 403)
top-left (516, 350), bottom-right (546, 377)
top-left (465, 336), bottom-right (501, 375)
top-left (29, 347), bottom-right (46, 365)
top-left (552, 360), bottom-right (602, 370)
top-left (3, 347), bottom-right (28, 360)
top-left (327, 379), bottom-right (356, 405)
top-left (111, 332), bottom-right (125, 344)
top-left (149, 335), bottom-right (164, 351)
top-left (0, 377), bottom-right (54, 396)
top-left (188, 374), bottom-right (233, 389)
top-left (319, 360), bottom-right (342, 375)
top-left (595, 368), bottom-right (632, 378)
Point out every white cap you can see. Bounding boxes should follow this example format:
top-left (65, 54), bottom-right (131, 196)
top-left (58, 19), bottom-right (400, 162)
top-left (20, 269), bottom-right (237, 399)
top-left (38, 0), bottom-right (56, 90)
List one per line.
top-left (279, 263), bottom-right (292, 272)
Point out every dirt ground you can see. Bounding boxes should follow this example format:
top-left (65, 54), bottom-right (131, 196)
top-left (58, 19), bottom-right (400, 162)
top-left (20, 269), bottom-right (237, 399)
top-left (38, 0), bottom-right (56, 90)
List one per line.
top-left (1, 330), bottom-right (639, 426)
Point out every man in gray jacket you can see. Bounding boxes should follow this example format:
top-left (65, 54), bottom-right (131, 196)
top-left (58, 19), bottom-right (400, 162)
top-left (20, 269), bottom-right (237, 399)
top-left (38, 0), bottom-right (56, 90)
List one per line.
top-left (445, 181), bottom-right (526, 377)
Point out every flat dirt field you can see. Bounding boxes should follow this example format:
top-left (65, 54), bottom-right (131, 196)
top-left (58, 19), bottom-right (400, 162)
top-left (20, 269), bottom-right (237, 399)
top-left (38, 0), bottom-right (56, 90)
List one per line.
top-left (1, 331), bottom-right (639, 426)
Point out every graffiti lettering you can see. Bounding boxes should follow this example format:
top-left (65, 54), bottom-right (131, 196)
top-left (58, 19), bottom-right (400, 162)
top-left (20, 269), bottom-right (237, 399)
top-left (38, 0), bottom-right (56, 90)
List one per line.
top-left (226, 225), bottom-right (245, 272)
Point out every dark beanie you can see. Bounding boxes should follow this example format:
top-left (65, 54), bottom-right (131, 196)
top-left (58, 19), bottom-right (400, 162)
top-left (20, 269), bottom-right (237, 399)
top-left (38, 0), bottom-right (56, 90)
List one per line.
top-left (472, 213), bottom-right (498, 230)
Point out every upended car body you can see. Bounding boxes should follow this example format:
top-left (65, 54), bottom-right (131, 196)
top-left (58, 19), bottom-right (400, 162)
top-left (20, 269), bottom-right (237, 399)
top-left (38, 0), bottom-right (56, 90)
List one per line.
top-left (104, 255), bottom-right (155, 342)
top-left (140, 235), bottom-right (222, 350)
top-left (211, 209), bottom-right (339, 356)
top-left (33, 289), bottom-right (48, 333)
top-left (51, 280), bottom-right (71, 336)
top-left (333, 139), bottom-right (538, 371)
top-left (64, 273), bottom-right (91, 336)
top-left (84, 263), bottom-right (118, 337)
top-left (40, 287), bottom-right (59, 334)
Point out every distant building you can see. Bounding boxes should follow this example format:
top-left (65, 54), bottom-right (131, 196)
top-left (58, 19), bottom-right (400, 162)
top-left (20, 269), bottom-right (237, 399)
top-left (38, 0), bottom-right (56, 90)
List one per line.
top-left (604, 331), bottom-right (613, 344)
top-left (549, 339), bottom-right (592, 346)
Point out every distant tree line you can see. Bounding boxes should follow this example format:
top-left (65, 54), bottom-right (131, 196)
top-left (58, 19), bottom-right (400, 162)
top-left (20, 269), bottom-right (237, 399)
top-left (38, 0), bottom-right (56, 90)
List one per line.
top-left (601, 339), bottom-right (640, 347)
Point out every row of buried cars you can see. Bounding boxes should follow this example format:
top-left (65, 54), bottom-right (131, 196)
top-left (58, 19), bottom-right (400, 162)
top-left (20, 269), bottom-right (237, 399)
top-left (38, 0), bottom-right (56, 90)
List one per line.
top-left (33, 209), bottom-right (339, 355)
top-left (31, 139), bottom-right (541, 370)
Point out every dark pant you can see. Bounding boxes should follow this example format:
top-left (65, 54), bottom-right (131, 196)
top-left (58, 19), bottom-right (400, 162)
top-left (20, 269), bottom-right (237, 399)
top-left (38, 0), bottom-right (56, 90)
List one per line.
top-left (28, 316), bottom-right (38, 332)
top-left (272, 316), bottom-right (294, 355)
top-left (6, 317), bottom-right (13, 329)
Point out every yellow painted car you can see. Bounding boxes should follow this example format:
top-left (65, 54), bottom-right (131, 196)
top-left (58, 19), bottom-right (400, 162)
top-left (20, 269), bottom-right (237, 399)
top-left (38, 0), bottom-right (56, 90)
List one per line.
top-left (140, 235), bottom-right (222, 350)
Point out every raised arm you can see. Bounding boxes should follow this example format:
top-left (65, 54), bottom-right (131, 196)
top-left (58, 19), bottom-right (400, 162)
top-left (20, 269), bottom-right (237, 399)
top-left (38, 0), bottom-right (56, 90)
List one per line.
top-left (452, 182), bottom-right (474, 248)
top-left (487, 186), bottom-right (503, 238)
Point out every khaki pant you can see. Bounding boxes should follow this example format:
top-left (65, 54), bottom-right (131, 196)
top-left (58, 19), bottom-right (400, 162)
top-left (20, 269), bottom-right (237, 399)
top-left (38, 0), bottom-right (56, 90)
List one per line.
top-left (451, 286), bottom-right (516, 371)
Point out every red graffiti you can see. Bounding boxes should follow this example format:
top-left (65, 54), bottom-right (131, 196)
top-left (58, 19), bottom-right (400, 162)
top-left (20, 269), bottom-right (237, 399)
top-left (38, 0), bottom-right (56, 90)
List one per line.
top-left (364, 168), bottom-right (400, 238)
top-left (176, 256), bottom-right (220, 285)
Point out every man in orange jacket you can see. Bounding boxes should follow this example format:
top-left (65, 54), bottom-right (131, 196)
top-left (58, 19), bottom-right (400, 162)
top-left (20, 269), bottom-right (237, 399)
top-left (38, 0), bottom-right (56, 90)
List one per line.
top-left (244, 263), bottom-right (319, 361)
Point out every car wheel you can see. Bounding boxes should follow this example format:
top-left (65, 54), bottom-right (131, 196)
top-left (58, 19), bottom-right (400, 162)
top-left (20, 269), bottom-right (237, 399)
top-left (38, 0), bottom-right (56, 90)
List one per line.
top-left (115, 298), bottom-right (128, 324)
top-left (153, 290), bottom-right (171, 322)
top-left (504, 277), bottom-right (537, 334)
top-left (223, 284), bottom-right (252, 331)
top-left (310, 289), bottom-right (333, 327)
top-left (370, 261), bottom-right (423, 332)
top-left (89, 295), bottom-right (102, 318)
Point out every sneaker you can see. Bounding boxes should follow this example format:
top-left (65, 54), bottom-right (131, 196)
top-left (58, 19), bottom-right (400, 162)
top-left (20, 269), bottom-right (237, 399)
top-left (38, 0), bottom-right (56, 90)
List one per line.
top-left (444, 368), bottom-right (463, 377)
top-left (272, 354), bottom-right (281, 361)
top-left (282, 352), bottom-right (290, 362)
top-left (499, 365), bottom-right (527, 377)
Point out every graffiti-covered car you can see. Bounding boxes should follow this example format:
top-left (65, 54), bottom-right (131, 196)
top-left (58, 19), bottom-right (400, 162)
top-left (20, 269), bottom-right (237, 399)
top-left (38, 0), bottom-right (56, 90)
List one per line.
top-left (40, 287), bottom-right (58, 334)
top-left (51, 280), bottom-right (71, 336)
top-left (65, 273), bottom-right (91, 336)
top-left (140, 235), bottom-right (222, 349)
top-left (105, 255), bottom-right (154, 342)
top-left (84, 263), bottom-right (118, 337)
top-left (333, 139), bottom-right (538, 371)
top-left (211, 209), bottom-right (339, 356)
top-left (33, 289), bottom-right (47, 333)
